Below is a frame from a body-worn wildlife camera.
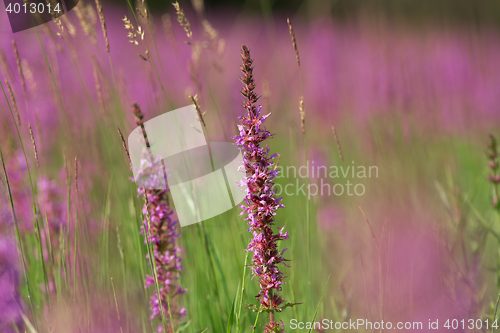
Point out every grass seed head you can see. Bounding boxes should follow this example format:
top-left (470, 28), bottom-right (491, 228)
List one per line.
top-left (12, 40), bottom-right (25, 94)
top-left (95, 0), bottom-right (110, 52)
top-left (162, 13), bottom-right (178, 47)
top-left (299, 96), bottom-right (305, 134)
top-left (117, 127), bottom-right (132, 169)
top-left (5, 81), bottom-right (21, 127)
top-left (202, 20), bottom-right (218, 49)
top-left (190, 0), bottom-right (204, 16)
top-left (29, 125), bottom-right (39, 168)
top-left (287, 18), bottom-right (300, 67)
top-left (332, 125), bottom-right (344, 162)
top-left (0, 47), bottom-right (14, 82)
top-left (189, 94), bottom-right (205, 127)
top-left (21, 59), bottom-right (37, 92)
top-left (61, 16), bottom-right (77, 38)
top-left (173, 2), bottom-right (193, 41)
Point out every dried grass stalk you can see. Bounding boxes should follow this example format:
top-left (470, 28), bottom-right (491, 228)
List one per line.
top-left (95, 0), bottom-right (110, 52)
top-left (189, 94), bottom-right (205, 127)
top-left (5, 81), bottom-right (21, 127)
top-left (287, 18), bottom-right (300, 67)
top-left (29, 125), bottom-right (39, 168)
top-left (332, 125), bottom-right (344, 162)
top-left (172, 2), bottom-right (192, 40)
top-left (12, 40), bottom-right (25, 94)
top-left (299, 96), bottom-right (305, 134)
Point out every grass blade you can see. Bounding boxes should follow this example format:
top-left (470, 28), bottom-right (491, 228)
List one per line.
top-left (307, 274), bottom-right (330, 333)
top-left (227, 282), bottom-right (240, 333)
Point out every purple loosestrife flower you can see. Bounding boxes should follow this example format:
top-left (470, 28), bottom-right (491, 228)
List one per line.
top-left (233, 45), bottom-right (289, 333)
top-left (37, 177), bottom-right (67, 233)
top-left (36, 176), bottom-right (69, 278)
top-left (0, 155), bottom-right (23, 332)
top-left (0, 235), bottom-right (23, 333)
top-left (132, 104), bottom-right (186, 332)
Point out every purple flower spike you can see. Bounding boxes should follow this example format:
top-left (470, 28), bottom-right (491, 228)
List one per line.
top-left (233, 45), bottom-right (289, 333)
top-left (133, 105), bottom-right (186, 332)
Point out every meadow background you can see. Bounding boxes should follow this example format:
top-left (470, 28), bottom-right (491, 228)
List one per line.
top-left (1, 0), bottom-right (500, 332)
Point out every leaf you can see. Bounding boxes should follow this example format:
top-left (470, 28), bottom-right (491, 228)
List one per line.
top-left (307, 275), bottom-right (330, 333)
top-left (227, 282), bottom-right (240, 333)
top-left (21, 314), bottom-right (37, 333)
top-left (276, 302), bottom-right (302, 313)
top-left (237, 252), bottom-right (249, 333)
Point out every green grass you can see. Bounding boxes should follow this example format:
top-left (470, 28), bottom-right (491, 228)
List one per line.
top-left (4, 92), bottom-right (500, 331)
top-left (2, 6), bottom-right (500, 333)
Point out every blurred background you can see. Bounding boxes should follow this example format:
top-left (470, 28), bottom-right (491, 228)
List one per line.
top-left (1, 0), bottom-right (500, 332)
top-left (105, 0), bottom-right (500, 27)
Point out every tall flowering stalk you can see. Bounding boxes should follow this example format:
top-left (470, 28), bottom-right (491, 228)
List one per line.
top-left (131, 105), bottom-right (186, 332)
top-left (234, 45), bottom-right (295, 333)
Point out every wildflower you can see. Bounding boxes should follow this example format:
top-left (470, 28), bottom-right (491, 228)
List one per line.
top-left (233, 45), bottom-right (291, 333)
top-left (131, 105), bottom-right (186, 332)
